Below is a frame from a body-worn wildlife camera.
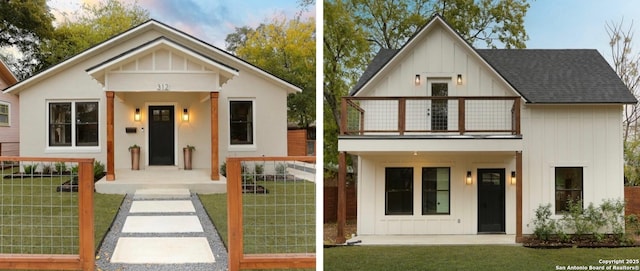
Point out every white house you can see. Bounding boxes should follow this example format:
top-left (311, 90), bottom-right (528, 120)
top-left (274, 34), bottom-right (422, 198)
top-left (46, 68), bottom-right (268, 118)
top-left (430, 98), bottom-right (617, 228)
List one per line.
top-left (0, 59), bottom-right (19, 156)
top-left (3, 20), bottom-right (298, 192)
top-left (337, 15), bottom-right (636, 243)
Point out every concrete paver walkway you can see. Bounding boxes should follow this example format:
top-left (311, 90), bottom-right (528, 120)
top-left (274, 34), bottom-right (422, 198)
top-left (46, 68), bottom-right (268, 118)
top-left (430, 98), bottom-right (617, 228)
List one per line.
top-left (96, 189), bottom-right (228, 270)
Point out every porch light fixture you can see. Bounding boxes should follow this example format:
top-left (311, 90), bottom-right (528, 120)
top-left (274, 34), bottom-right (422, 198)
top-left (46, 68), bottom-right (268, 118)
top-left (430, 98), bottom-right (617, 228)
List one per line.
top-left (415, 74), bottom-right (421, 86)
top-left (465, 171), bottom-right (472, 185)
top-left (182, 108), bottom-right (189, 122)
top-left (511, 171), bottom-right (517, 185)
top-left (457, 74), bottom-right (463, 85)
top-left (134, 108), bottom-right (141, 122)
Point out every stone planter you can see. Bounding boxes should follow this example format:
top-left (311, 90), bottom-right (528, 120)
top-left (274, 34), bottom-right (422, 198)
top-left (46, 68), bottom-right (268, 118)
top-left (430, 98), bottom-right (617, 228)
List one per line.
top-left (130, 147), bottom-right (140, 170)
top-left (183, 147), bottom-right (194, 170)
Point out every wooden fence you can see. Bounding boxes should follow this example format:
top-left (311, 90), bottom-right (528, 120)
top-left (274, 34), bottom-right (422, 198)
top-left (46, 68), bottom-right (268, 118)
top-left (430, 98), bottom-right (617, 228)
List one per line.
top-left (227, 156), bottom-right (316, 270)
top-left (0, 157), bottom-right (94, 270)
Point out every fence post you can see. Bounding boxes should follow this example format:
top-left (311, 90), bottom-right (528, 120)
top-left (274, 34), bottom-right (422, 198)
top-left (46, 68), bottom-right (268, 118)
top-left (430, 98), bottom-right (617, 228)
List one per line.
top-left (458, 98), bottom-right (465, 135)
top-left (227, 158), bottom-right (243, 271)
top-left (398, 98), bottom-right (406, 135)
top-left (78, 159), bottom-right (95, 270)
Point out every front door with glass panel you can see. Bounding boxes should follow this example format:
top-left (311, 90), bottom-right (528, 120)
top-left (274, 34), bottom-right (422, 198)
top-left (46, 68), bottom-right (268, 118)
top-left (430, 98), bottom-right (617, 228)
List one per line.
top-left (148, 106), bottom-right (175, 165)
top-left (477, 169), bottom-right (505, 233)
top-left (428, 80), bottom-right (449, 131)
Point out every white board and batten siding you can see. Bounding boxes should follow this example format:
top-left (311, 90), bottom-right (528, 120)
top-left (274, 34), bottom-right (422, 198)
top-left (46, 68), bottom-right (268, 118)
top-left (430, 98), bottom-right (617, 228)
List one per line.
top-left (520, 105), bottom-right (624, 234)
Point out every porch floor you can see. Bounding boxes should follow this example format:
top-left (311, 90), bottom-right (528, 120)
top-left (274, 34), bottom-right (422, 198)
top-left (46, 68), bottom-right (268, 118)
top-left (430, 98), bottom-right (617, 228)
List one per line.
top-left (95, 167), bottom-right (226, 194)
top-left (347, 234), bottom-right (517, 246)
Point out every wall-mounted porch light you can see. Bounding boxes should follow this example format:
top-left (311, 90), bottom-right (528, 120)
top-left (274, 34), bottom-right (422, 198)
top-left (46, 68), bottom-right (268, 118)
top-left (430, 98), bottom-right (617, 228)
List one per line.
top-left (415, 74), bottom-right (421, 86)
top-left (182, 108), bottom-right (189, 122)
top-left (511, 171), bottom-right (517, 185)
top-left (457, 74), bottom-right (463, 85)
top-left (134, 108), bottom-right (141, 122)
top-left (465, 171), bottom-right (472, 185)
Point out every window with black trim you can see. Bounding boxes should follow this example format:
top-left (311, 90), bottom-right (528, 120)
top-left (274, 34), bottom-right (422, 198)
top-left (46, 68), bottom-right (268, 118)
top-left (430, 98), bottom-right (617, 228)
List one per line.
top-left (555, 167), bottom-right (583, 213)
top-left (385, 167), bottom-right (413, 215)
top-left (0, 102), bottom-right (9, 126)
top-left (422, 167), bottom-right (450, 214)
top-left (230, 100), bottom-right (254, 145)
top-left (49, 101), bottom-right (98, 147)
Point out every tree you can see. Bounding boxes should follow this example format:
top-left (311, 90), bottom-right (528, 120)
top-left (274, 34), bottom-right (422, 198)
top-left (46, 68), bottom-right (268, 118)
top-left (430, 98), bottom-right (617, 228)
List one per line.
top-left (38, 0), bottom-right (149, 70)
top-left (231, 16), bottom-right (316, 128)
top-left (606, 19), bottom-right (640, 143)
top-left (0, 0), bottom-right (54, 79)
top-left (323, 0), bottom-right (531, 165)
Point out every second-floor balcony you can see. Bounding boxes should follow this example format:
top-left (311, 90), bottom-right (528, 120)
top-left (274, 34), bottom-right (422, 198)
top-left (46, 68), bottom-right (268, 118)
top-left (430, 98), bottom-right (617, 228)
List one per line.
top-left (340, 96), bottom-right (521, 137)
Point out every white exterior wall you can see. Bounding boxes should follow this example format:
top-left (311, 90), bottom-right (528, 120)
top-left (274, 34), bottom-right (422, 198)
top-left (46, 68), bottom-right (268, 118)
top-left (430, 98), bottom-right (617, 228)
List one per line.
top-left (358, 27), bottom-right (513, 98)
top-left (520, 104), bottom-right (625, 234)
top-left (17, 27), bottom-right (290, 168)
top-left (357, 153), bottom-right (517, 235)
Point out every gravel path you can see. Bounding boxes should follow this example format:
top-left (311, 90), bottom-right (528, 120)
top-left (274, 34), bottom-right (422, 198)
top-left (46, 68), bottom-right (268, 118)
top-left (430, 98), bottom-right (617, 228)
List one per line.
top-left (96, 193), bottom-right (228, 271)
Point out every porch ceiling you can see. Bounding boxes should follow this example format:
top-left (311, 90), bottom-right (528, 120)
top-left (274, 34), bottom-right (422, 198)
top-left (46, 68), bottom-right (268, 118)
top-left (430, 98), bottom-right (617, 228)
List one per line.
top-left (338, 136), bottom-right (523, 155)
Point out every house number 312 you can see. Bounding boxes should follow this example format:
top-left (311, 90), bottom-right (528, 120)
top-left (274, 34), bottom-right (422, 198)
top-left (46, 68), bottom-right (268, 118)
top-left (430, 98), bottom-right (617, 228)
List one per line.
top-left (157, 83), bottom-right (169, 91)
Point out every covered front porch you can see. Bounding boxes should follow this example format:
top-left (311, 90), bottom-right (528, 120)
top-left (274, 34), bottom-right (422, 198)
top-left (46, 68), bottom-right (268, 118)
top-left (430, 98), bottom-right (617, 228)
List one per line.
top-left (95, 167), bottom-right (226, 194)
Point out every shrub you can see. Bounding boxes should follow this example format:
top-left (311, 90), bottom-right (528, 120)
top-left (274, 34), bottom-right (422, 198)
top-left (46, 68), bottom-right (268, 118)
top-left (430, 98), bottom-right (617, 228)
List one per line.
top-left (220, 162), bottom-right (227, 177)
top-left (275, 163), bottom-right (287, 175)
top-left (255, 163), bottom-right (264, 175)
top-left (532, 204), bottom-right (560, 241)
top-left (55, 162), bottom-right (67, 173)
top-left (93, 161), bottom-right (105, 179)
top-left (22, 163), bottom-right (36, 174)
top-left (41, 164), bottom-right (53, 174)
top-left (71, 165), bottom-right (79, 175)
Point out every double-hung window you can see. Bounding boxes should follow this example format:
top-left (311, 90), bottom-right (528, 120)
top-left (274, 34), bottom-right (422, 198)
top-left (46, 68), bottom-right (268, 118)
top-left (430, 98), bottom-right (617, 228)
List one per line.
top-left (385, 167), bottom-right (414, 215)
top-left (0, 102), bottom-right (9, 126)
top-left (555, 167), bottom-right (583, 213)
top-left (49, 101), bottom-right (99, 147)
top-left (229, 100), bottom-right (254, 145)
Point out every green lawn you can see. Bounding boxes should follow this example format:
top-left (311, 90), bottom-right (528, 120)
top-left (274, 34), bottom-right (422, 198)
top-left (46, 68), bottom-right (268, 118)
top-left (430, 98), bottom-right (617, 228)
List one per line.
top-left (324, 245), bottom-right (640, 270)
top-left (0, 173), bottom-right (123, 254)
top-left (199, 180), bottom-right (315, 254)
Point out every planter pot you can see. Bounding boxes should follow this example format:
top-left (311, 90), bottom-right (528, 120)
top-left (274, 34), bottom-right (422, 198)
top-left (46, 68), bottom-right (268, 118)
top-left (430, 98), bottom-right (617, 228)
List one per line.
top-left (183, 148), bottom-right (193, 170)
top-left (130, 147), bottom-right (140, 170)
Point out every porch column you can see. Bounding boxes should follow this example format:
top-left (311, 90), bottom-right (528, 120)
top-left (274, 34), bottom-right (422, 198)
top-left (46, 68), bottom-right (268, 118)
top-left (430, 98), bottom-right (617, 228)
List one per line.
top-left (515, 151), bottom-right (523, 242)
top-left (336, 151), bottom-right (347, 244)
top-left (106, 91), bottom-right (115, 181)
top-left (210, 92), bottom-right (219, 181)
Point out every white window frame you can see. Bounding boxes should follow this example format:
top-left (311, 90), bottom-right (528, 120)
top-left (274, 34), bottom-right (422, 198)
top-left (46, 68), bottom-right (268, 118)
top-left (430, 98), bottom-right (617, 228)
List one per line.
top-left (0, 101), bottom-right (10, 126)
top-left (228, 98), bottom-right (257, 151)
top-left (46, 100), bottom-right (101, 153)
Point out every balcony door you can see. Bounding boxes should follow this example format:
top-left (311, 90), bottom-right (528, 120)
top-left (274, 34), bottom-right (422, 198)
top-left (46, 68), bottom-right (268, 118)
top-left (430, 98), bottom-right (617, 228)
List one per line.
top-left (428, 79), bottom-right (449, 131)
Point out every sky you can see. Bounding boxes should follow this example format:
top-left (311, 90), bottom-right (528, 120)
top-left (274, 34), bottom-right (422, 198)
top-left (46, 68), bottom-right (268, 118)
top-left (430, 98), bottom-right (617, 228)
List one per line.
top-left (524, 0), bottom-right (640, 61)
top-left (47, 0), bottom-right (315, 49)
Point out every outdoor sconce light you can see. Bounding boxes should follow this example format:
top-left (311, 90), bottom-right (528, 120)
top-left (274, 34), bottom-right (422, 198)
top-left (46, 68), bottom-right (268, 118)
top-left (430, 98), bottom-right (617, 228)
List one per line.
top-left (134, 108), bottom-right (141, 122)
top-left (415, 74), bottom-right (421, 86)
top-left (465, 171), bottom-right (472, 185)
top-left (511, 171), bottom-right (517, 185)
top-left (457, 74), bottom-right (463, 85)
top-left (182, 108), bottom-right (189, 122)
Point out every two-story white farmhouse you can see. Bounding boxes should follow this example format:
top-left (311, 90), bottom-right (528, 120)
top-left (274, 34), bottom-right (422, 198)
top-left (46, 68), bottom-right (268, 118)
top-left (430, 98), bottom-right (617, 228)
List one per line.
top-left (337, 15), bottom-right (636, 243)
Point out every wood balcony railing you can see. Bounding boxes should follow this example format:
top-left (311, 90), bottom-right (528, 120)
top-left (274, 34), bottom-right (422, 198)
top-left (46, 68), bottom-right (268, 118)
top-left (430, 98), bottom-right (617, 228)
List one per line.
top-left (340, 96), bottom-right (521, 136)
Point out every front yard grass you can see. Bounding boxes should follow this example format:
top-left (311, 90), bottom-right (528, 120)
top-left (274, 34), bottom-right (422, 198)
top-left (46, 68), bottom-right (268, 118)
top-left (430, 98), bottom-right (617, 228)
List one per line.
top-left (0, 173), bottom-right (124, 254)
top-left (324, 245), bottom-right (640, 270)
top-left (199, 180), bottom-right (315, 254)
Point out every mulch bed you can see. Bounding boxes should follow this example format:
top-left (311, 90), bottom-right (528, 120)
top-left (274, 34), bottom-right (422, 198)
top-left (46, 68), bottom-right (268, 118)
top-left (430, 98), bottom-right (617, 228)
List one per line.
top-left (56, 172), bottom-right (106, 192)
top-left (523, 235), bottom-right (640, 248)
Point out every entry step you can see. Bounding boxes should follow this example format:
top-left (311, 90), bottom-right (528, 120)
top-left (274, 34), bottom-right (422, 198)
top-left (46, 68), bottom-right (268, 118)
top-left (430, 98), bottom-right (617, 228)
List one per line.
top-left (133, 188), bottom-right (191, 199)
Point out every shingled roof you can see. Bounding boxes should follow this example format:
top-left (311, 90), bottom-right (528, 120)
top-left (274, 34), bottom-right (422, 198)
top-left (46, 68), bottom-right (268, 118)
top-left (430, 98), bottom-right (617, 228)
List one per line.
top-left (478, 49), bottom-right (636, 104)
top-left (350, 15), bottom-right (636, 104)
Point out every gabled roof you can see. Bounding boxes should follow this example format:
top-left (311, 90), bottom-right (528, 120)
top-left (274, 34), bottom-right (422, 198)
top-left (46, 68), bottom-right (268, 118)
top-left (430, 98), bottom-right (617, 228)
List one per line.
top-left (478, 49), bottom-right (636, 104)
top-left (351, 15), bottom-right (637, 104)
top-left (86, 36), bottom-right (239, 86)
top-left (5, 19), bottom-right (301, 94)
top-left (0, 58), bottom-right (18, 89)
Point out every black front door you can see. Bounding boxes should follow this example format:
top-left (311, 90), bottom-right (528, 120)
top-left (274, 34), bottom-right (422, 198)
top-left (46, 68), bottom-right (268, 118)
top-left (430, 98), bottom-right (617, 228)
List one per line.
top-left (477, 169), bottom-right (505, 233)
top-left (149, 106), bottom-right (174, 165)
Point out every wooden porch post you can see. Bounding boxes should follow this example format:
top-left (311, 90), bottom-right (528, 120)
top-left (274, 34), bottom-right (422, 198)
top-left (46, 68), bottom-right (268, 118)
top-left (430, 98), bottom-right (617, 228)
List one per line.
top-left (515, 151), bottom-right (523, 242)
top-left (336, 151), bottom-right (347, 244)
top-left (210, 92), bottom-right (220, 180)
top-left (106, 91), bottom-right (115, 181)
